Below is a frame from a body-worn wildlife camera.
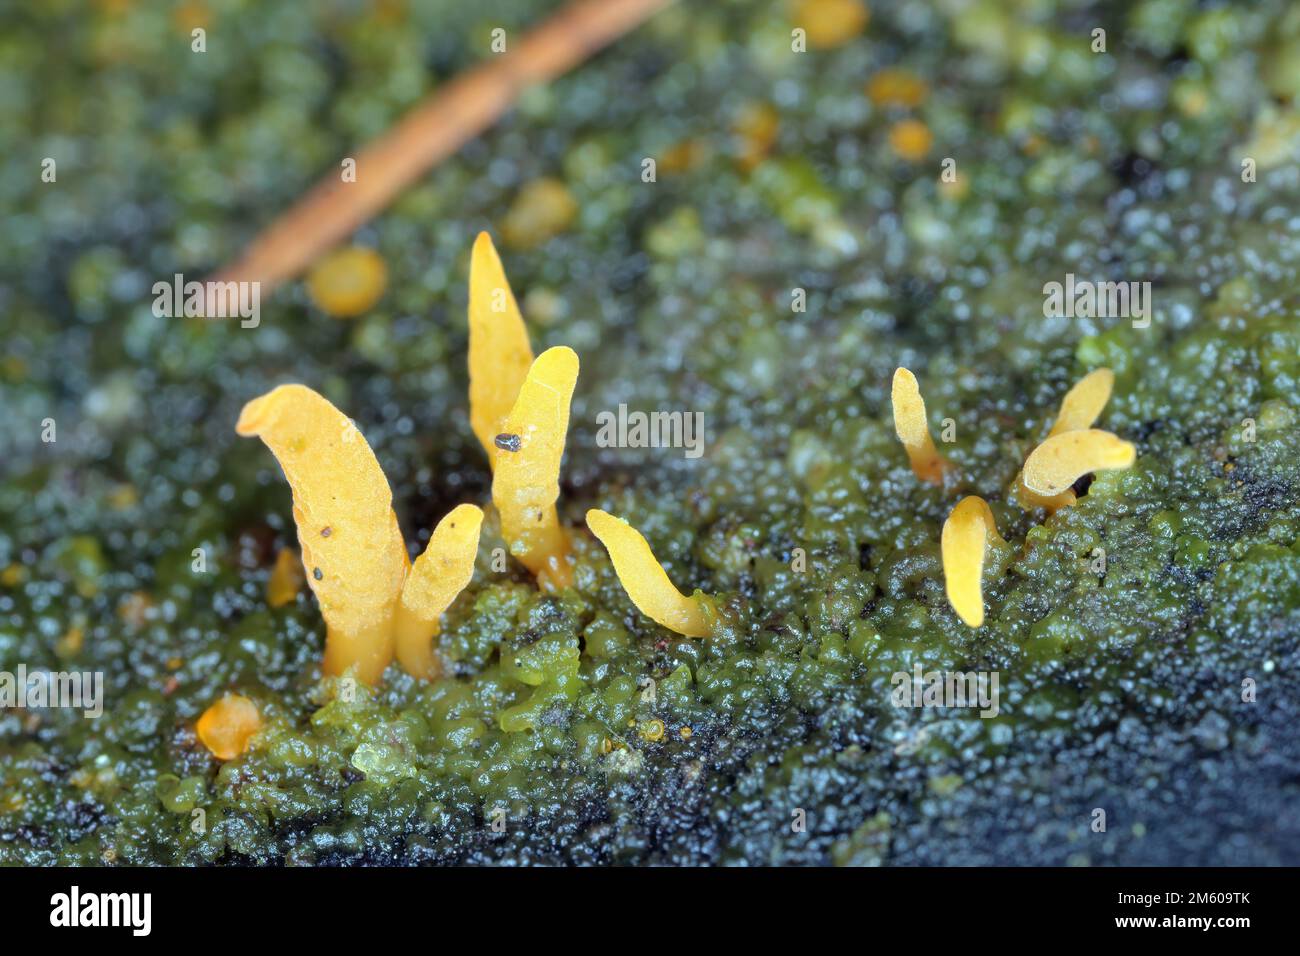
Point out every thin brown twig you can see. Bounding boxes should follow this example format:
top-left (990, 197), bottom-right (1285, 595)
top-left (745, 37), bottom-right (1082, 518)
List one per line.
top-left (211, 0), bottom-right (675, 295)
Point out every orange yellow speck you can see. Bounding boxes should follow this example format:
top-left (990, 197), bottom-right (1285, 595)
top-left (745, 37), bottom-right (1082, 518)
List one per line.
top-left (196, 694), bottom-right (262, 761)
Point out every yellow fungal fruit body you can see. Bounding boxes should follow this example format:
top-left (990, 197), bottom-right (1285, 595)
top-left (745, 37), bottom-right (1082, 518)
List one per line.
top-left (866, 68), bottom-right (928, 108)
top-left (891, 367), bottom-right (947, 484)
top-left (792, 0), bottom-right (869, 49)
top-left (733, 101), bottom-right (780, 172)
top-left (468, 232), bottom-right (534, 465)
top-left (1016, 368), bottom-right (1116, 512)
top-left (941, 496), bottom-right (1005, 628)
top-left (196, 694), bottom-right (262, 761)
top-left (236, 385), bottom-right (409, 685)
top-left (888, 119), bottom-right (933, 162)
top-left (306, 246), bottom-right (388, 318)
top-left (586, 509), bottom-right (712, 638)
top-left (491, 347), bottom-right (579, 590)
top-left (502, 178), bottom-right (578, 250)
top-left (394, 504), bottom-right (484, 680)
top-left (1022, 429), bottom-right (1136, 497)
top-left (1048, 368), bottom-right (1114, 438)
top-left (266, 547), bottom-right (304, 608)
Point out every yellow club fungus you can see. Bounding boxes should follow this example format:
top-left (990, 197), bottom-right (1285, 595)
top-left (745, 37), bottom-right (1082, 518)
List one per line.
top-left (891, 366), bottom-right (947, 484)
top-left (266, 546), bottom-right (304, 608)
top-left (941, 496), bottom-right (1005, 628)
top-left (501, 177), bottom-right (578, 250)
top-left (792, 0), bottom-right (870, 49)
top-left (393, 503), bottom-right (484, 680)
top-left (196, 694), bottom-right (262, 761)
top-left (1047, 368), bottom-right (1114, 438)
top-left (468, 231), bottom-right (535, 464)
top-left (586, 509), bottom-right (713, 638)
top-left (732, 101), bottom-right (780, 172)
top-left (1017, 368), bottom-right (1115, 511)
top-left (866, 68), bottom-right (928, 108)
top-left (306, 246), bottom-right (388, 318)
top-left (236, 384), bottom-right (409, 685)
top-left (491, 346), bottom-right (579, 590)
top-left (1022, 429), bottom-right (1136, 497)
top-left (888, 119), bottom-right (933, 162)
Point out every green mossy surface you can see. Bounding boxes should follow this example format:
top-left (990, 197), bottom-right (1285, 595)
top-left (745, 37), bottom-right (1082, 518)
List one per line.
top-left (1, 0), bottom-right (1299, 865)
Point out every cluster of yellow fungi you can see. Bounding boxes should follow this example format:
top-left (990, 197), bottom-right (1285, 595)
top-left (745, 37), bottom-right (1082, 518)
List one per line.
top-left (204, 232), bottom-right (712, 758)
top-left (892, 365), bottom-right (1136, 628)
top-left (202, 230), bottom-right (1138, 761)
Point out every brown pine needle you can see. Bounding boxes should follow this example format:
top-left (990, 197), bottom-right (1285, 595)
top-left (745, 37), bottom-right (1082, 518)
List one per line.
top-left (210, 0), bottom-right (675, 295)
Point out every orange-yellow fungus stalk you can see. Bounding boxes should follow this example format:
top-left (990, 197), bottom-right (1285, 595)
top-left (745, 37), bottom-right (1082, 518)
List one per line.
top-left (586, 509), bottom-right (713, 638)
top-left (394, 504), bottom-right (484, 680)
top-left (236, 385), bottom-right (409, 685)
top-left (1017, 368), bottom-right (1116, 511)
top-left (491, 346), bottom-right (578, 590)
top-left (469, 231), bottom-right (534, 464)
top-left (196, 694), bottom-right (262, 761)
top-left (1022, 429), bottom-right (1136, 497)
top-left (266, 547), bottom-right (304, 608)
top-left (941, 496), bottom-right (1005, 628)
top-left (891, 367), bottom-right (947, 483)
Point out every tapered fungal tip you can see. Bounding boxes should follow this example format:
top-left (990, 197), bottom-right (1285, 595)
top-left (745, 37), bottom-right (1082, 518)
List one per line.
top-left (235, 384), bottom-right (303, 436)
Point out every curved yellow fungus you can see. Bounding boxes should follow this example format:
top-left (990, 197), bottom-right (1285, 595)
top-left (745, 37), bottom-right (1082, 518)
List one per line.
top-left (1047, 368), bottom-right (1114, 438)
top-left (393, 503), bottom-right (484, 680)
top-left (236, 384), bottom-right (409, 685)
top-left (891, 367), bottom-right (947, 484)
top-left (196, 694), bottom-right (262, 761)
top-left (1022, 429), bottom-right (1136, 497)
top-left (941, 496), bottom-right (1005, 628)
top-left (1017, 368), bottom-right (1116, 511)
top-left (468, 231), bottom-right (535, 464)
top-left (586, 509), bottom-right (712, 638)
top-left (491, 346), bottom-right (579, 590)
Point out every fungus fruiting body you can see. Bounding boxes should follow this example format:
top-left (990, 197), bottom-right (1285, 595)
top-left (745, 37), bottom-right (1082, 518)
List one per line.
top-left (586, 508), bottom-right (713, 638)
top-left (1016, 368), bottom-right (1116, 511)
top-left (792, 0), bottom-right (869, 49)
top-left (196, 694), bottom-right (262, 761)
top-left (236, 384), bottom-right (409, 685)
top-left (1022, 429), bottom-right (1137, 496)
top-left (891, 366), bottom-right (947, 483)
top-left (394, 504), bottom-right (484, 680)
top-left (306, 246), bottom-right (388, 318)
top-left (492, 346), bottom-right (579, 590)
top-left (1046, 368), bottom-right (1114, 437)
top-left (888, 119), bottom-right (933, 161)
top-left (866, 68), bottom-right (928, 108)
top-left (266, 547), bottom-right (304, 608)
top-left (501, 178), bottom-right (578, 250)
top-left (468, 231), bottom-right (534, 465)
top-left (941, 496), bottom-right (1005, 628)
